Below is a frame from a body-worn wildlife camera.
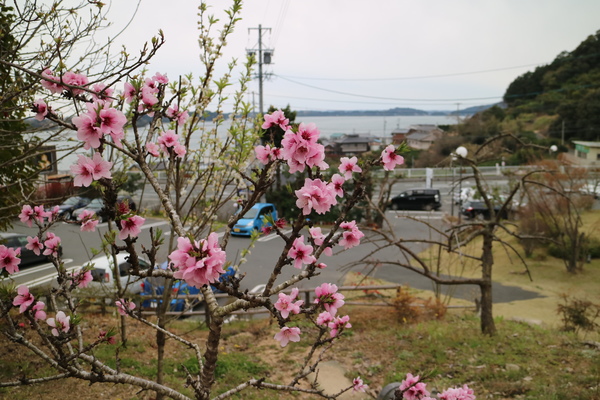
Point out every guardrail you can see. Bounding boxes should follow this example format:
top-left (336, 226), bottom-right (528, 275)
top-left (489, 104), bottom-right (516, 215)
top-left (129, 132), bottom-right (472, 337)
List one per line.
top-left (66, 284), bottom-right (476, 321)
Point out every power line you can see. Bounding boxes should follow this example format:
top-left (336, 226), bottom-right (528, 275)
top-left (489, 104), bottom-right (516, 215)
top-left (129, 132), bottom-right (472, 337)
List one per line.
top-left (274, 74), bottom-right (504, 102)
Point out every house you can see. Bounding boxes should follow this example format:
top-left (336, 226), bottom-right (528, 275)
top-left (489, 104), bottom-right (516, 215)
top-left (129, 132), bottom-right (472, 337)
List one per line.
top-left (568, 141), bottom-right (600, 166)
top-left (337, 134), bottom-right (380, 155)
top-left (405, 124), bottom-right (444, 150)
top-left (391, 128), bottom-right (410, 145)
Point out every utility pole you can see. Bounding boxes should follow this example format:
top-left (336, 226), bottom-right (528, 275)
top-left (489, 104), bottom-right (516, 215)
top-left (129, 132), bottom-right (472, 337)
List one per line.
top-left (247, 25), bottom-right (273, 116)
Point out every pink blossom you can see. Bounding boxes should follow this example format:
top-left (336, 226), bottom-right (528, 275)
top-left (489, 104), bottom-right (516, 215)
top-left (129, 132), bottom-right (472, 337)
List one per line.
top-left (13, 285), bottom-right (35, 313)
top-left (73, 111), bottom-right (103, 150)
top-left (399, 373), bottom-right (430, 400)
top-left (170, 233), bottom-right (227, 288)
top-left (314, 283), bottom-right (345, 316)
top-left (287, 236), bottom-right (316, 269)
top-left (118, 215), bottom-right (145, 240)
top-left (262, 109), bottom-right (290, 131)
top-left (0, 245), bottom-right (21, 274)
top-left (73, 269), bottom-right (93, 288)
top-left (40, 68), bottom-right (64, 94)
top-left (91, 152), bottom-right (113, 180)
top-left (78, 210), bottom-right (99, 232)
top-left (339, 220), bottom-right (364, 250)
top-left (33, 99), bottom-right (48, 121)
top-left (62, 71), bottom-right (88, 95)
top-left (19, 205), bottom-right (35, 227)
top-left (123, 82), bottom-right (137, 103)
top-left (91, 83), bottom-right (114, 103)
top-left (26, 236), bottom-right (44, 255)
top-left (438, 385), bottom-right (475, 400)
top-left (47, 311), bottom-right (70, 336)
top-left (274, 326), bottom-right (301, 347)
top-left (328, 314), bottom-right (351, 337)
top-left (295, 178), bottom-right (337, 215)
top-left (166, 104), bottom-right (189, 126)
top-left (153, 72), bottom-right (169, 84)
top-left (280, 124), bottom-right (328, 173)
top-left (47, 205), bottom-right (60, 222)
top-left (254, 144), bottom-right (281, 164)
top-left (32, 301), bottom-right (47, 321)
top-left (141, 85), bottom-right (158, 106)
top-left (146, 142), bottom-right (161, 157)
top-left (353, 377), bottom-right (368, 392)
top-left (173, 143), bottom-right (187, 158)
top-left (42, 235), bottom-right (61, 257)
top-left (309, 227), bottom-right (332, 256)
top-left (70, 155), bottom-right (95, 187)
top-left (339, 156), bottom-right (362, 180)
top-left (115, 299), bottom-right (136, 316)
top-left (381, 145), bottom-right (405, 171)
top-left (274, 288), bottom-right (304, 319)
top-left (316, 311), bottom-right (334, 326)
top-left (330, 174), bottom-right (345, 198)
top-left (98, 106), bottom-right (127, 147)
top-left (157, 130), bottom-right (179, 151)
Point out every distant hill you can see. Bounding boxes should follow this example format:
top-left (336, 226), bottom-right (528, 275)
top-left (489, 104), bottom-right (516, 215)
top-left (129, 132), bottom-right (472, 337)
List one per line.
top-left (503, 30), bottom-right (600, 142)
top-left (295, 105), bottom-right (498, 118)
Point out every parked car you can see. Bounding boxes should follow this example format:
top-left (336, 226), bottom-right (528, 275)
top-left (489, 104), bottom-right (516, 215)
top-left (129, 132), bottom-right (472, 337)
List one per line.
top-left (51, 196), bottom-right (91, 220)
top-left (140, 262), bottom-right (238, 312)
top-left (72, 195), bottom-right (136, 222)
top-left (389, 189), bottom-right (442, 211)
top-left (460, 200), bottom-right (509, 220)
top-left (231, 203), bottom-right (278, 236)
top-left (0, 232), bottom-right (62, 266)
top-left (86, 253), bottom-right (151, 295)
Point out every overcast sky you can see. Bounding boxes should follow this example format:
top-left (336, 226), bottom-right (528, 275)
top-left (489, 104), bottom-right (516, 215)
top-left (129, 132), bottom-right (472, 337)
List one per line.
top-left (100, 0), bottom-right (600, 113)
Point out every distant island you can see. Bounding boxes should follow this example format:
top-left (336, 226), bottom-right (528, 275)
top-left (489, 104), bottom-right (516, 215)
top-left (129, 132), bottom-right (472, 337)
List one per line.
top-left (295, 104), bottom-right (500, 118)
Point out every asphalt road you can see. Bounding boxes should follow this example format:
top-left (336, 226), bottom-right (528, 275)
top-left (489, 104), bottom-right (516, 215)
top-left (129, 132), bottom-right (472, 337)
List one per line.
top-left (4, 204), bottom-right (543, 305)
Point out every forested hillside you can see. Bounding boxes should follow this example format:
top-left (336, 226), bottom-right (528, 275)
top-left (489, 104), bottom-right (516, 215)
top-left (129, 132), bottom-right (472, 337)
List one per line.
top-left (503, 30), bottom-right (600, 142)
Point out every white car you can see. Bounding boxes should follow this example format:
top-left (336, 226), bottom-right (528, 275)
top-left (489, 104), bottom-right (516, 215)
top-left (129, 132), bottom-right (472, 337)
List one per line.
top-left (85, 253), bottom-right (151, 295)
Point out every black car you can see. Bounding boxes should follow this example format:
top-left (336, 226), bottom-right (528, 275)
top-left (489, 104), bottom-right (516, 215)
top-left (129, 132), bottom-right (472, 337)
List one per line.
top-left (460, 200), bottom-right (509, 220)
top-left (0, 232), bottom-right (62, 266)
top-left (52, 196), bottom-right (91, 220)
top-left (389, 189), bottom-right (442, 211)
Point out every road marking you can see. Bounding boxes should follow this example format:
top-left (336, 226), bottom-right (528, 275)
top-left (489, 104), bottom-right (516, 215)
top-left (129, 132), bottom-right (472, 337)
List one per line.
top-left (258, 229), bottom-right (293, 242)
top-left (20, 264), bottom-right (81, 288)
top-left (10, 259), bottom-right (74, 279)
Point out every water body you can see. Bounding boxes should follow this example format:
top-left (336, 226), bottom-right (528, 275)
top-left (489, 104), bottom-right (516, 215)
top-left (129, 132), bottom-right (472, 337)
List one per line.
top-left (52, 115), bottom-right (456, 172)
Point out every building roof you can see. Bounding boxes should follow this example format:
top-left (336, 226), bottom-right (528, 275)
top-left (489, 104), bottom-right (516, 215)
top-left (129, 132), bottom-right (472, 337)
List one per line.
top-left (406, 132), bottom-right (436, 141)
top-left (573, 140), bottom-right (600, 148)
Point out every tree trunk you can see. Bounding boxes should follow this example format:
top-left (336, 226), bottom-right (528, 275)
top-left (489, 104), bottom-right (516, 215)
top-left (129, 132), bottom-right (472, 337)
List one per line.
top-left (480, 231), bottom-right (497, 336)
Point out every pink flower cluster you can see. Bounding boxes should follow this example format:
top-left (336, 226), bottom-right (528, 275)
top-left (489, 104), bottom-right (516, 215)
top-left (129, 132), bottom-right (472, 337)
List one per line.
top-left (314, 283), bottom-right (345, 315)
top-left (41, 68), bottom-right (88, 95)
top-left (399, 373), bottom-right (475, 400)
top-left (123, 72), bottom-right (168, 112)
top-left (72, 101), bottom-right (127, 150)
top-left (166, 104), bottom-right (189, 126)
top-left (382, 144), bottom-right (405, 171)
top-left (273, 326), bottom-right (301, 347)
top-left (146, 130), bottom-right (186, 159)
top-left (70, 152), bottom-right (113, 187)
top-left (262, 109), bottom-right (290, 131)
top-left (23, 231), bottom-right (61, 260)
top-left (339, 220), bottom-right (364, 250)
top-left (70, 269), bottom-right (93, 288)
top-left (0, 245), bottom-right (21, 274)
top-left (169, 233), bottom-right (227, 288)
top-left (33, 99), bottom-right (49, 121)
top-left (18, 205), bottom-right (50, 227)
top-left (12, 285), bottom-right (47, 320)
top-left (309, 227), bottom-right (332, 256)
top-left (295, 178), bottom-right (338, 215)
top-left (287, 236), bottom-right (316, 269)
top-left (116, 299), bottom-right (136, 316)
top-left (353, 376), bottom-right (368, 392)
top-left (274, 288), bottom-right (304, 319)
top-left (47, 311), bottom-right (70, 336)
top-left (118, 215), bottom-right (146, 240)
top-left (78, 210), bottom-right (99, 232)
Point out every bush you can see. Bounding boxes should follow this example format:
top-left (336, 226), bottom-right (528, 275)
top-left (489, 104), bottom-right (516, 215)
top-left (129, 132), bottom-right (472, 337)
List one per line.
top-left (556, 294), bottom-right (600, 333)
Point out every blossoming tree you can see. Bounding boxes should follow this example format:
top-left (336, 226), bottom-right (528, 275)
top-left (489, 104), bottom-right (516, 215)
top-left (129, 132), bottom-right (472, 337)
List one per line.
top-left (0, 1), bottom-right (475, 399)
